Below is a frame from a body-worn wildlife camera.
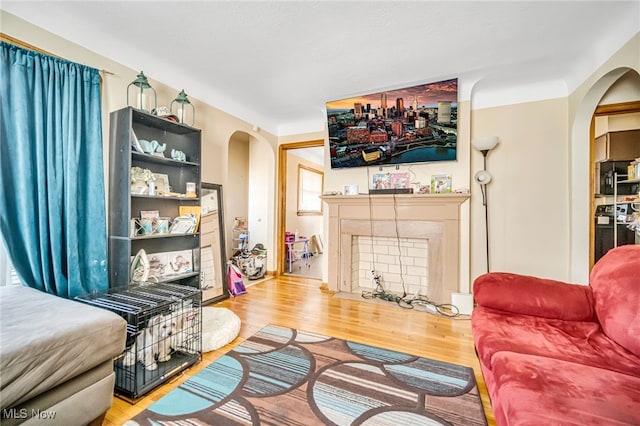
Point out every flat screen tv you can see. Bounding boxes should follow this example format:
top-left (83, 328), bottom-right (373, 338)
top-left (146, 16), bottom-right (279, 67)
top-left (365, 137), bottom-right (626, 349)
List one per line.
top-left (326, 78), bottom-right (458, 169)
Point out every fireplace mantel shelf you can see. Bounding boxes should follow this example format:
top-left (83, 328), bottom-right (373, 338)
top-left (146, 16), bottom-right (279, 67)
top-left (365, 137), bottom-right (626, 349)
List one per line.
top-left (321, 193), bottom-right (470, 205)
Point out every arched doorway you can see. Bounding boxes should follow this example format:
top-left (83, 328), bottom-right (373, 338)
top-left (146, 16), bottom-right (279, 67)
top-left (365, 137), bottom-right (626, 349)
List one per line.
top-left (226, 130), bottom-right (276, 274)
top-left (570, 68), bottom-right (640, 282)
top-left (591, 97), bottom-right (640, 268)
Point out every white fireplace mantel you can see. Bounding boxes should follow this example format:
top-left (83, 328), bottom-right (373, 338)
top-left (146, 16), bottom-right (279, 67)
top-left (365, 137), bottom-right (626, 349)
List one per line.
top-left (321, 193), bottom-right (470, 304)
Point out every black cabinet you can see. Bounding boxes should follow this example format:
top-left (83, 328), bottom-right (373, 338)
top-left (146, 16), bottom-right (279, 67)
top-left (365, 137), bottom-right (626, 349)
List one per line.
top-left (594, 221), bottom-right (636, 263)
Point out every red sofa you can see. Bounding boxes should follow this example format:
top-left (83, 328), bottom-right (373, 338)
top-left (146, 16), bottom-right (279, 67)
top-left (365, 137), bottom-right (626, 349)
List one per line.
top-left (471, 245), bottom-right (640, 425)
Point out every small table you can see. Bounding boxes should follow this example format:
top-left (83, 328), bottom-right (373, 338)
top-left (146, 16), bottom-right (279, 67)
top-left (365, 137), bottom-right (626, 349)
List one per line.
top-left (285, 237), bottom-right (310, 273)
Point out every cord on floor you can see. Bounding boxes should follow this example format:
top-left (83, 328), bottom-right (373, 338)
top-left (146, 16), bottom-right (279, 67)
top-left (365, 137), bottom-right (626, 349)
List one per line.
top-left (361, 287), bottom-right (460, 318)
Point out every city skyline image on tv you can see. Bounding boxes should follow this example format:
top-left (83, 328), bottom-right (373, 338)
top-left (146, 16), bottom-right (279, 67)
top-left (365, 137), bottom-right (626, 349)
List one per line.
top-left (326, 78), bottom-right (458, 169)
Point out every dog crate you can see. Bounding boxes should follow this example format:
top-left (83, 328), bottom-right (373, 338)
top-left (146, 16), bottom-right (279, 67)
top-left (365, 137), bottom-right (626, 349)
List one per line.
top-left (76, 282), bottom-right (202, 401)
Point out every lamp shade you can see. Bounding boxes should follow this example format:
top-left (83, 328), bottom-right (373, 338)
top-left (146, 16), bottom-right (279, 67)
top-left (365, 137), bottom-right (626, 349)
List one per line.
top-left (472, 136), bottom-right (499, 152)
top-left (474, 170), bottom-right (493, 185)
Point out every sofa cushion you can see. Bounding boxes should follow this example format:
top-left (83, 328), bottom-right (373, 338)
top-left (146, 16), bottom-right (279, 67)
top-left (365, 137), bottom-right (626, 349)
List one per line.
top-left (0, 286), bottom-right (127, 409)
top-left (472, 306), bottom-right (640, 377)
top-left (473, 272), bottom-right (594, 321)
top-left (490, 351), bottom-right (640, 426)
top-left (590, 245), bottom-right (640, 358)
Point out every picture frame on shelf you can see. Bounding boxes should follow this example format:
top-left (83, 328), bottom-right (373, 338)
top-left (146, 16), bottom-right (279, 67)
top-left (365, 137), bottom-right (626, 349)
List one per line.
top-left (431, 174), bottom-right (452, 193)
top-left (168, 249), bottom-right (193, 275)
top-left (136, 210), bottom-right (160, 236)
top-left (179, 205), bottom-right (201, 232)
top-left (147, 252), bottom-right (168, 279)
top-left (390, 172), bottom-right (410, 189)
top-left (131, 249), bottom-right (194, 279)
top-left (372, 172), bottom-right (391, 190)
top-left (153, 173), bottom-right (170, 193)
top-left (170, 214), bottom-right (198, 234)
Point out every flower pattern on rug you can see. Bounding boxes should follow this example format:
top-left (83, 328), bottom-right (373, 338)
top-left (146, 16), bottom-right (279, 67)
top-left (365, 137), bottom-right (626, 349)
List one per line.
top-left (126, 324), bottom-right (486, 426)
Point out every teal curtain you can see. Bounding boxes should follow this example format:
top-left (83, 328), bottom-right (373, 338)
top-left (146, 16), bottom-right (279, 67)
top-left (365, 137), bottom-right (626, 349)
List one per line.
top-left (0, 41), bottom-right (108, 298)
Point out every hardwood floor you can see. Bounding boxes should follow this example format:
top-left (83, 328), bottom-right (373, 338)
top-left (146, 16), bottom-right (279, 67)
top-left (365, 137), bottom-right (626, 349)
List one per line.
top-left (284, 252), bottom-right (322, 279)
top-left (105, 276), bottom-right (495, 425)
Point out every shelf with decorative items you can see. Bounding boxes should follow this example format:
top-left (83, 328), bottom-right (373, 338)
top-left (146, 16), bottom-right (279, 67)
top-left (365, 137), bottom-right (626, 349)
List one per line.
top-left (109, 106), bottom-right (202, 291)
top-left (231, 227), bottom-right (249, 252)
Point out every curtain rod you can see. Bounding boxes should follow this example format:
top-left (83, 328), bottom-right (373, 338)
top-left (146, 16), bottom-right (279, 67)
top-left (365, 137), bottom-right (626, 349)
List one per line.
top-left (1, 32), bottom-right (115, 76)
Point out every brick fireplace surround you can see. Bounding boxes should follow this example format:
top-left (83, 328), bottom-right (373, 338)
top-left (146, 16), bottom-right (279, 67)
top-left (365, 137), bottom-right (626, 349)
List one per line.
top-left (322, 193), bottom-right (470, 304)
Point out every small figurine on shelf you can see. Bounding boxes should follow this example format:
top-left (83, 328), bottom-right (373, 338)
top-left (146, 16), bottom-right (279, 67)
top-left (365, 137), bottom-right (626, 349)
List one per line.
top-left (152, 106), bottom-right (180, 123)
top-left (153, 141), bottom-right (166, 157)
top-left (171, 149), bottom-right (186, 162)
top-left (139, 139), bottom-right (166, 157)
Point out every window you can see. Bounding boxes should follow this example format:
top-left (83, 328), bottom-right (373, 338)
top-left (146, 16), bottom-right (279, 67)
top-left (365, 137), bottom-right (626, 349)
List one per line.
top-left (297, 165), bottom-right (323, 215)
top-left (0, 239), bottom-right (21, 286)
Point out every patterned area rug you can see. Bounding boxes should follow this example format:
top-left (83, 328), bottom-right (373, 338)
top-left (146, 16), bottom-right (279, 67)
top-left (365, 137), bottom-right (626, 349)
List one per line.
top-left (125, 325), bottom-right (487, 425)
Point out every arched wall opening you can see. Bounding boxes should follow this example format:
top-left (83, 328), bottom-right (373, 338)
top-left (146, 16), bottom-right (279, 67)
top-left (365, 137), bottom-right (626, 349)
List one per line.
top-left (226, 130), bottom-right (277, 273)
top-left (570, 67), bottom-right (639, 283)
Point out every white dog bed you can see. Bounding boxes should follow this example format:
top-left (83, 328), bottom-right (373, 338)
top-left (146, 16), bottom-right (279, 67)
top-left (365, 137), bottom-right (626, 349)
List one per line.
top-left (201, 307), bottom-right (241, 352)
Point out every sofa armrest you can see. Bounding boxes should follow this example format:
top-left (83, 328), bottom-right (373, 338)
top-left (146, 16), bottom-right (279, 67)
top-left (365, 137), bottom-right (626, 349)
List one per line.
top-left (473, 272), bottom-right (595, 321)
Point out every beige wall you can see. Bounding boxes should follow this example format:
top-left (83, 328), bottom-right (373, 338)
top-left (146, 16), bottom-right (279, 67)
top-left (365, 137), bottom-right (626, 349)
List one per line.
top-left (469, 98), bottom-right (570, 280)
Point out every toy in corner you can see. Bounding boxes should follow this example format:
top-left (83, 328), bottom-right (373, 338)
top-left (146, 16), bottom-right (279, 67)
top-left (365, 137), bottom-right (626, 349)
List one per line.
top-left (227, 262), bottom-right (247, 297)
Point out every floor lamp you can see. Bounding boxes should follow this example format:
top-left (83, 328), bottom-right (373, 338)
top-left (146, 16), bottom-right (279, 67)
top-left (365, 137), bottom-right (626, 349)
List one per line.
top-left (472, 136), bottom-right (499, 273)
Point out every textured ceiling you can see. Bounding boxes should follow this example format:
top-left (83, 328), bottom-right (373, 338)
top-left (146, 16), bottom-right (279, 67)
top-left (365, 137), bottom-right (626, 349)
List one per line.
top-left (2, 1), bottom-right (639, 135)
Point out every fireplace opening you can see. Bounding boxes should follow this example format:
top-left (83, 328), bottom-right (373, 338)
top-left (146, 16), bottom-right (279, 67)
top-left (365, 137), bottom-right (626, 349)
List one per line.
top-left (351, 236), bottom-right (428, 297)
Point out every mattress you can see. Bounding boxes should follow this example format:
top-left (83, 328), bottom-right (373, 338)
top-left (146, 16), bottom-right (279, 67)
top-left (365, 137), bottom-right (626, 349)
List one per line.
top-left (0, 285), bottom-right (127, 409)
